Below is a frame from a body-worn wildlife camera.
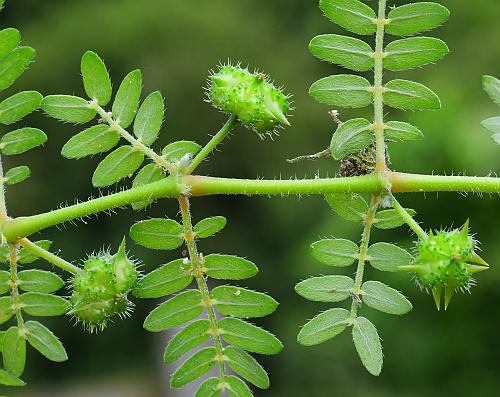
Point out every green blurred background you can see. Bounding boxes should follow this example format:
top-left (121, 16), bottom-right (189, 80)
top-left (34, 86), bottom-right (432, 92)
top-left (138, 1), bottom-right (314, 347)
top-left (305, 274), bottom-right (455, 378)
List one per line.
top-left (2, 0), bottom-right (500, 396)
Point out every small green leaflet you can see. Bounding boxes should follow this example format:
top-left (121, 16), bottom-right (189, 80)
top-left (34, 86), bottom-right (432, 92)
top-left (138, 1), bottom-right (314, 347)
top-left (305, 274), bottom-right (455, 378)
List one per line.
top-left (18, 240), bottom-right (52, 264)
top-left (0, 369), bottom-right (25, 386)
top-left (225, 346), bottom-right (269, 389)
top-left (367, 242), bottom-right (412, 272)
top-left (218, 317), bottom-right (283, 355)
top-left (319, 0), bottom-right (377, 36)
top-left (0, 28), bottom-right (21, 59)
top-left (162, 140), bottom-right (202, 162)
top-left (143, 290), bottom-right (202, 332)
top-left (383, 79), bottom-right (440, 110)
top-left (133, 258), bottom-right (192, 298)
top-left (483, 75), bottom-right (500, 107)
top-left (384, 37), bottom-right (449, 71)
top-left (134, 91), bottom-right (164, 146)
top-left (195, 377), bottom-right (220, 397)
top-left (0, 46), bottom-right (35, 90)
top-left (170, 347), bottom-right (216, 388)
top-left (25, 321), bottom-right (68, 362)
top-left (112, 69), bottom-right (142, 128)
top-left (330, 118), bottom-right (372, 160)
top-left (130, 218), bottom-right (184, 250)
top-left (18, 270), bottom-right (64, 293)
top-left (211, 285), bottom-right (278, 318)
top-left (19, 292), bottom-right (70, 316)
top-left (0, 296), bottom-right (14, 325)
top-left (131, 164), bottom-right (165, 210)
top-left (41, 95), bottom-right (96, 124)
top-left (309, 34), bottom-right (374, 72)
top-left (62, 125), bottom-right (120, 159)
top-left (0, 270), bottom-right (9, 294)
top-left (0, 91), bottom-right (42, 125)
top-left (309, 75), bottom-right (373, 108)
top-left (0, 128), bottom-right (47, 155)
top-left (4, 165), bottom-right (30, 185)
top-left (81, 51), bottom-right (112, 106)
top-left (325, 193), bottom-right (368, 222)
top-left (373, 208), bottom-right (416, 229)
top-left (164, 319), bottom-right (211, 364)
top-left (361, 281), bottom-right (412, 316)
top-left (311, 238), bottom-right (358, 267)
top-left (3, 326), bottom-right (26, 377)
top-left (386, 2), bottom-right (450, 37)
top-left (92, 145), bottom-right (144, 187)
top-left (352, 317), bottom-right (383, 376)
top-left (295, 275), bottom-right (354, 302)
top-left (226, 375), bottom-right (253, 397)
top-left (297, 308), bottom-right (350, 346)
top-left (384, 121), bottom-right (423, 142)
top-left (193, 216), bottom-right (227, 239)
top-left (482, 117), bottom-right (500, 134)
top-left (204, 254), bottom-right (258, 280)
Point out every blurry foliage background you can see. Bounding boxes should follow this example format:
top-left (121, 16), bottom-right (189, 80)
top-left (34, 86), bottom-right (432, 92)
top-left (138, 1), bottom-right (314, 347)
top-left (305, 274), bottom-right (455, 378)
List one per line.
top-left (2, 0), bottom-right (500, 396)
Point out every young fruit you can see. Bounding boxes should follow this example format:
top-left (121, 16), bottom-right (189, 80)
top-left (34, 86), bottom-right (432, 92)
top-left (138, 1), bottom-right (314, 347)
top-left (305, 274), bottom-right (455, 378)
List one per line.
top-left (208, 64), bottom-right (291, 134)
top-left (402, 221), bottom-right (488, 310)
top-left (69, 239), bottom-right (139, 332)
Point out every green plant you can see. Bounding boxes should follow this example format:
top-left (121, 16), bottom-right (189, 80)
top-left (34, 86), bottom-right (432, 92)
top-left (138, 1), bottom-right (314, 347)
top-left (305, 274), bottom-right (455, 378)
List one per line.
top-left (0, 0), bottom-right (499, 394)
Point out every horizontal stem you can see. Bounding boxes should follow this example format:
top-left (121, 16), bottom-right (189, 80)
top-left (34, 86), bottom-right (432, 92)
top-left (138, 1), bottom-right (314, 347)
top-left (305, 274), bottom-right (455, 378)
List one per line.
top-left (1, 172), bottom-right (500, 241)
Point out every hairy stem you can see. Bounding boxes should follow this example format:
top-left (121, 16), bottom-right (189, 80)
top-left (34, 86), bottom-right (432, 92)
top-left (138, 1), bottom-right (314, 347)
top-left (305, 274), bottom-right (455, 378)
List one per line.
top-left (350, 195), bottom-right (380, 319)
top-left (389, 193), bottom-right (428, 240)
top-left (178, 195), bottom-right (227, 380)
top-left (18, 238), bottom-right (79, 274)
top-left (186, 115), bottom-right (238, 174)
top-left (8, 243), bottom-right (25, 330)
top-left (0, 154), bottom-right (7, 221)
top-left (373, 0), bottom-right (387, 172)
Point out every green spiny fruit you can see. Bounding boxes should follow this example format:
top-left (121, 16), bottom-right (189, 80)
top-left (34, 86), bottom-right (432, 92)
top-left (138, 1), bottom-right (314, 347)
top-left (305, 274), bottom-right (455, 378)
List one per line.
top-left (70, 238), bottom-right (139, 332)
top-left (208, 64), bottom-right (291, 135)
top-left (401, 220), bottom-right (488, 310)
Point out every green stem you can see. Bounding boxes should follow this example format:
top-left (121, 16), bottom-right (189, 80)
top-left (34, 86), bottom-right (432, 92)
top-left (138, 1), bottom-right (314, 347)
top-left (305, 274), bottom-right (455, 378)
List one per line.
top-left (373, 0), bottom-right (387, 172)
top-left (178, 195), bottom-right (227, 381)
top-left (389, 193), bottom-right (428, 240)
top-left (350, 195), bottom-right (380, 319)
top-left (186, 115), bottom-right (238, 174)
top-left (18, 238), bottom-right (80, 274)
top-left (0, 154), bottom-right (7, 220)
top-left (8, 243), bottom-right (25, 330)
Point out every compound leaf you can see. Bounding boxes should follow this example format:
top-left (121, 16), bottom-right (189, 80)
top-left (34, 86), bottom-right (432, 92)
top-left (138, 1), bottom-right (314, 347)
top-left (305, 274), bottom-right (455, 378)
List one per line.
top-left (112, 69), bottom-right (142, 128)
top-left (4, 165), bottom-right (30, 185)
top-left (25, 321), bottom-right (67, 362)
top-left (162, 140), bottom-right (201, 162)
top-left (0, 127), bottom-right (47, 155)
top-left (384, 37), bottom-right (449, 71)
top-left (193, 216), bottom-right (227, 239)
top-left (361, 281), bottom-right (412, 315)
top-left (309, 34), bottom-right (374, 72)
top-left (211, 285), bottom-right (278, 318)
top-left (131, 163), bottom-right (165, 210)
top-left (225, 345), bottom-right (269, 389)
top-left (325, 193), bottom-right (368, 221)
top-left (3, 326), bottom-right (26, 377)
top-left (143, 290), bottom-right (202, 332)
top-left (41, 95), bottom-right (96, 124)
top-left (164, 319), bottom-right (211, 364)
top-left (386, 2), bottom-right (450, 37)
top-left (352, 316), bottom-right (383, 376)
top-left (384, 121), bottom-right (423, 142)
top-left (295, 275), bottom-right (354, 302)
top-left (170, 347), bottom-right (217, 388)
top-left (384, 79), bottom-right (440, 110)
top-left (297, 308), bottom-right (350, 346)
top-left (18, 270), bottom-right (64, 293)
top-left (92, 145), bottom-right (144, 187)
top-left (133, 258), bottom-right (192, 298)
top-left (218, 317), bottom-right (283, 355)
top-left (62, 125), bottom-right (120, 159)
top-left (0, 46), bottom-right (35, 90)
top-left (319, 0), bottom-right (377, 35)
top-left (373, 208), bottom-right (416, 229)
top-left (130, 218), bottom-right (184, 250)
top-left (311, 238), bottom-right (358, 267)
top-left (330, 118), bottom-right (372, 160)
top-left (310, 75), bottom-right (372, 108)
top-left (204, 254), bottom-right (258, 280)
top-left (0, 91), bottom-right (42, 125)
top-left (20, 293), bottom-right (69, 316)
top-left (81, 51), bottom-right (112, 106)
top-left (134, 91), bottom-right (164, 145)
top-left (367, 242), bottom-right (412, 272)
top-left (483, 75), bottom-right (500, 106)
